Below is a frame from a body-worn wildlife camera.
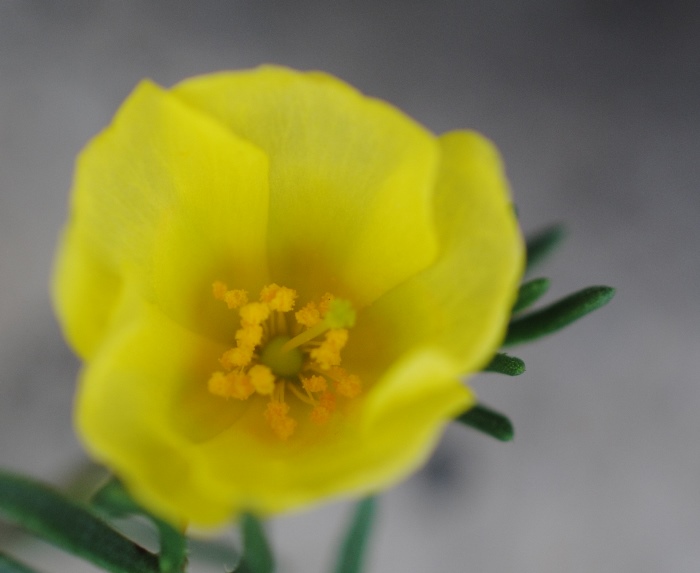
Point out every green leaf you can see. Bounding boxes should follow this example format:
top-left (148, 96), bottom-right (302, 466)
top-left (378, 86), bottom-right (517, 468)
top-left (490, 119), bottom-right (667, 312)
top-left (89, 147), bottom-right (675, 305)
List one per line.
top-left (91, 478), bottom-right (141, 518)
top-left (456, 404), bottom-right (514, 442)
top-left (332, 497), bottom-right (377, 573)
top-left (0, 552), bottom-right (43, 573)
top-left (512, 277), bottom-right (550, 313)
top-left (155, 521), bottom-right (187, 573)
top-left (504, 286), bottom-right (615, 347)
top-left (483, 353), bottom-right (525, 376)
top-left (0, 471), bottom-right (159, 573)
top-left (233, 513), bottom-right (274, 573)
top-left (91, 478), bottom-right (188, 573)
top-left (525, 225), bottom-right (565, 272)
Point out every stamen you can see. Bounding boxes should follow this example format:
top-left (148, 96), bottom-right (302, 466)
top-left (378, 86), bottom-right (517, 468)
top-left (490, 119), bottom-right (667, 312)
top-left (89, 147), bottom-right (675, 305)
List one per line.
top-left (310, 329), bottom-right (348, 370)
top-left (287, 382), bottom-right (316, 406)
top-left (302, 375), bottom-right (327, 393)
top-left (212, 281), bottom-right (229, 300)
top-left (239, 302), bottom-right (270, 326)
top-left (235, 323), bottom-right (263, 348)
top-left (209, 283), bottom-right (361, 440)
top-left (207, 371), bottom-right (254, 400)
top-left (260, 284), bottom-right (298, 312)
top-left (221, 346), bottom-right (254, 369)
top-left (310, 405), bottom-right (331, 425)
top-left (212, 282), bottom-right (249, 309)
top-left (295, 302), bottom-right (321, 327)
top-left (207, 371), bottom-right (229, 397)
top-left (318, 293), bottom-right (334, 315)
top-left (249, 364), bottom-right (275, 395)
top-left (310, 391), bottom-right (336, 425)
top-left (224, 290), bottom-right (248, 309)
top-left (264, 401), bottom-right (296, 440)
top-left (335, 373), bottom-right (362, 398)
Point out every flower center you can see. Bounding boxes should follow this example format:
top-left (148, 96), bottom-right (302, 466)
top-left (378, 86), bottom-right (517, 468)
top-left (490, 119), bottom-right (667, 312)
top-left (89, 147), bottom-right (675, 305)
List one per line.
top-left (207, 282), bottom-right (362, 440)
top-left (260, 336), bottom-right (303, 378)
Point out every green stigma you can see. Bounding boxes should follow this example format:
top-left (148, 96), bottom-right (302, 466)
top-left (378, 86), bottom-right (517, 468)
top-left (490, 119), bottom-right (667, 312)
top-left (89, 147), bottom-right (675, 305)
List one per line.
top-left (260, 335), bottom-right (304, 378)
top-left (325, 298), bottom-right (356, 328)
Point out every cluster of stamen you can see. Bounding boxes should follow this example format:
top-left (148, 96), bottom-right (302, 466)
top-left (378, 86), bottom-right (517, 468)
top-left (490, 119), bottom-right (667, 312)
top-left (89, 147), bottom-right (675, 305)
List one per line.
top-left (208, 282), bottom-right (362, 440)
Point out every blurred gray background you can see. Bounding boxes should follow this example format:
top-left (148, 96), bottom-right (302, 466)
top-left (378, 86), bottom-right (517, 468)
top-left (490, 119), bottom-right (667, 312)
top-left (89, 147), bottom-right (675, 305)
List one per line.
top-left (1, 1), bottom-right (699, 571)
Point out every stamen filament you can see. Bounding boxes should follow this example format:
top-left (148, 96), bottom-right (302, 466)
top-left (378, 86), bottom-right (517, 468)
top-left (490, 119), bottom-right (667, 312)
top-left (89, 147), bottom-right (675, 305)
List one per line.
top-left (287, 383), bottom-right (316, 405)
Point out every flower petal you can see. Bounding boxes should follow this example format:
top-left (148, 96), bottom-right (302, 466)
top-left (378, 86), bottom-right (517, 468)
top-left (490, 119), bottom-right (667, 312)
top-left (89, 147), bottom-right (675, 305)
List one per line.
top-left (53, 80), bottom-right (270, 353)
top-left (353, 131), bottom-right (525, 373)
top-left (78, 290), bottom-right (471, 525)
top-left (188, 350), bottom-right (471, 518)
top-left (52, 225), bottom-right (122, 359)
top-left (75, 286), bottom-right (239, 526)
top-left (173, 66), bottom-right (440, 306)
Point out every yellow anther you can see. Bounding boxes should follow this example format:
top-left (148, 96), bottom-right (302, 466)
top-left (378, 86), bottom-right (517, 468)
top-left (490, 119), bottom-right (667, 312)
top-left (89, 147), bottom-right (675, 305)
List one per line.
top-left (207, 371), bottom-right (254, 400)
top-left (264, 402), bottom-right (296, 440)
top-left (310, 392), bottom-right (335, 425)
top-left (310, 329), bottom-right (348, 370)
top-left (260, 284), bottom-right (298, 312)
top-left (224, 289), bottom-right (248, 309)
top-left (302, 374), bottom-right (327, 393)
top-left (310, 405), bottom-right (332, 425)
top-left (249, 364), bottom-right (275, 395)
top-left (326, 328), bottom-right (349, 347)
top-left (336, 373), bottom-right (362, 398)
top-left (212, 281), bottom-right (228, 300)
top-left (207, 371), bottom-right (230, 397)
top-left (318, 293), bottom-right (334, 315)
top-left (239, 302), bottom-right (270, 326)
top-left (319, 390), bottom-right (336, 411)
top-left (236, 324), bottom-right (263, 348)
top-left (212, 281), bottom-right (248, 309)
top-left (295, 302), bottom-right (321, 327)
top-left (228, 372), bottom-right (255, 400)
top-left (221, 346), bottom-right (254, 369)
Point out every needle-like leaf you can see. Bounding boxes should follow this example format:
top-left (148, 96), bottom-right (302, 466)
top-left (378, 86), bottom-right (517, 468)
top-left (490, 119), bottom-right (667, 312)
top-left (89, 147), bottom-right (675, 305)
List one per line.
top-left (525, 225), bottom-right (566, 272)
top-left (483, 353), bottom-right (526, 376)
top-left (504, 286), bottom-right (615, 347)
top-left (0, 472), bottom-right (159, 573)
top-left (455, 404), bottom-right (514, 442)
top-left (232, 513), bottom-right (274, 573)
top-left (512, 277), bottom-right (550, 314)
top-left (332, 497), bottom-right (377, 573)
top-left (91, 478), bottom-right (188, 573)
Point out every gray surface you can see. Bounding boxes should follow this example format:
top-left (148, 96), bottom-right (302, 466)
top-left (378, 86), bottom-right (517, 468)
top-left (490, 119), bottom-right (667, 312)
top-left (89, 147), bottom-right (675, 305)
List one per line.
top-left (1, 1), bottom-right (699, 571)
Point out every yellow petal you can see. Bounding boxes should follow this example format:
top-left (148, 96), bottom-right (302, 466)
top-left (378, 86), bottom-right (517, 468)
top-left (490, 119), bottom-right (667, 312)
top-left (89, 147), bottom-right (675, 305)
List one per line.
top-left (190, 349), bottom-right (471, 517)
top-left (173, 66), bottom-right (440, 306)
top-left (53, 80), bottom-right (270, 351)
top-left (80, 291), bottom-right (472, 525)
top-left (57, 69), bottom-right (525, 528)
top-left (75, 287), bottom-right (239, 526)
top-left (352, 131), bottom-right (524, 373)
top-left (52, 225), bottom-right (122, 359)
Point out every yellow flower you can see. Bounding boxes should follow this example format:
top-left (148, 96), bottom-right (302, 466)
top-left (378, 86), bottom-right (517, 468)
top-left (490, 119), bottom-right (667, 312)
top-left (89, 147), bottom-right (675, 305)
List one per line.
top-left (52, 66), bottom-right (524, 528)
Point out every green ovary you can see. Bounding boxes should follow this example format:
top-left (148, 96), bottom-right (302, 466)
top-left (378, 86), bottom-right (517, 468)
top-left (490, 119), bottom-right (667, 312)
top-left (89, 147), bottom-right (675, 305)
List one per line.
top-left (260, 335), bottom-right (304, 378)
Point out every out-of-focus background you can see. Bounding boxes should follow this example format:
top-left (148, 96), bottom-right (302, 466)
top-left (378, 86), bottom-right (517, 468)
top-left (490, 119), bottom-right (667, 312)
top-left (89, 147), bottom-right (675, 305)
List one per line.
top-left (1, 1), bottom-right (698, 571)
